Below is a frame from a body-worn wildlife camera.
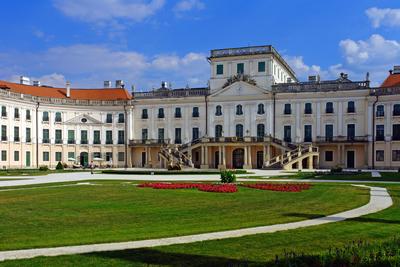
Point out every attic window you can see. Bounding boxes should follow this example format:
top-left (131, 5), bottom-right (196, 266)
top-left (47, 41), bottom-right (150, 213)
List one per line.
top-left (81, 118), bottom-right (87, 123)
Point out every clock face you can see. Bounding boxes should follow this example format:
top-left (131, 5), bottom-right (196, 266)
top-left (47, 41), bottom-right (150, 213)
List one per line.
top-left (81, 118), bottom-right (87, 123)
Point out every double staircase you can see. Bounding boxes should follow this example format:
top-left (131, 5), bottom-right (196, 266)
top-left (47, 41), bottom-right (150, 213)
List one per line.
top-left (264, 144), bottom-right (319, 170)
top-left (159, 144), bottom-right (194, 170)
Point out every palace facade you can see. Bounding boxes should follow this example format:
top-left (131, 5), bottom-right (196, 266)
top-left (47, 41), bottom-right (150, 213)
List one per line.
top-left (1, 45), bottom-right (400, 170)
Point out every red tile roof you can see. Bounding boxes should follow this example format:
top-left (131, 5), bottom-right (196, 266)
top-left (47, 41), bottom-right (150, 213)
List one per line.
top-left (381, 73), bottom-right (400, 88)
top-left (0, 80), bottom-right (132, 101)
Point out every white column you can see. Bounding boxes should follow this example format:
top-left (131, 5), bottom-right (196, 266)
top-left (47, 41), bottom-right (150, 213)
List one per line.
top-left (367, 105), bottom-right (373, 141)
top-left (295, 102), bottom-right (301, 142)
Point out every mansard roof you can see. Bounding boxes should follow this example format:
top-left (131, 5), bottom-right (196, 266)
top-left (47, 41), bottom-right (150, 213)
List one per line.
top-left (0, 80), bottom-right (132, 101)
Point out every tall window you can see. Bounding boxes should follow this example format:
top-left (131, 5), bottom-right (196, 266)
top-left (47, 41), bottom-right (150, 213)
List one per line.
top-left (81, 130), bottom-right (88, 144)
top-left (325, 124), bottom-right (333, 141)
top-left (284, 125), bottom-right (291, 142)
top-left (325, 151), bottom-right (333, 162)
top-left (347, 124), bottom-right (355, 140)
top-left (14, 126), bottom-right (19, 142)
top-left (258, 61), bottom-right (266, 72)
top-left (55, 152), bottom-right (62, 162)
top-left (93, 130), bottom-right (101, 144)
top-left (43, 152), bottom-right (49, 161)
top-left (192, 107), bottom-right (199, 117)
top-left (393, 124), bottom-right (400, 141)
top-left (1, 150), bottom-right (6, 161)
top-left (376, 105), bottom-right (384, 117)
top-left (326, 102), bottom-right (334, 113)
top-left (1, 125), bottom-right (7, 141)
top-left (106, 130), bottom-right (113, 144)
top-left (68, 130), bottom-right (75, 144)
top-left (175, 128), bottom-right (182, 144)
top-left (215, 105), bottom-right (222, 116)
top-left (141, 109), bottom-right (148, 119)
top-left (347, 101), bottom-right (355, 113)
top-left (257, 124), bottom-right (265, 138)
top-left (1, 106), bottom-right (6, 117)
top-left (26, 110), bottom-right (31, 120)
top-left (393, 150), bottom-right (400, 161)
top-left (237, 63), bottom-right (244, 74)
top-left (304, 125), bottom-right (312, 142)
top-left (235, 124), bottom-right (244, 138)
top-left (158, 128), bottom-right (164, 143)
top-left (158, 108), bottom-right (165, 118)
top-left (284, 103), bottom-right (291, 115)
top-left (118, 113), bottom-right (125, 123)
top-left (376, 150), bottom-right (384, 161)
top-left (14, 151), bottom-right (19, 161)
top-left (215, 125), bottom-right (223, 138)
top-left (42, 111), bottom-right (49, 122)
top-left (118, 152), bottom-right (125, 162)
top-left (14, 108), bottom-right (19, 119)
top-left (26, 128), bottom-right (31, 143)
top-left (304, 103), bottom-right (312, 114)
top-left (216, 64), bottom-right (223, 75)
top-left (257, 103), bottom-right (265, 115)
top-left (175, 107), bottom-right (182, 118)
top-left (192, 127), bottom-right (199, 141)
top-left (106, 113), bottom-right (113, 123)
top-left (236, 105), bottom-right (243, 115)
top-left (55, 112), bottom-right (62, 122)
top-left (55, 129), bottom-right (62, 144)
top-left (142, 129), bottom-right (148, 141)
top-left (118, 130), bottom-right (125, 144)
top-left (393, 104), bottom-right (400, 116)
top-left (43, 129), bottom-right (49, 143)
top-left (376, 125), bottom-right (385, 141)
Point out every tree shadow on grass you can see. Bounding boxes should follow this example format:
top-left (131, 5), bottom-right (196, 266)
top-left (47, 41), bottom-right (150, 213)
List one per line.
top-left (88, 248), bottom-right (264, 266)
top-left (283, 212), bottom-right (400, 224)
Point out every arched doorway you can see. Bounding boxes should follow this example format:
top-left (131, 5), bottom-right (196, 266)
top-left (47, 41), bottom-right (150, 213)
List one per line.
top-left (232, 148), bottom-right (244, 169)
top-left (80, 152), bottom-right (89, 167)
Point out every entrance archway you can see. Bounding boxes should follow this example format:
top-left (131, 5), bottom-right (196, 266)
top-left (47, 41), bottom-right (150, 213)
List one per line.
top-left (80, 152), bottom-right (89, 167)
top-left (232, 148), bottom-right (244, 169)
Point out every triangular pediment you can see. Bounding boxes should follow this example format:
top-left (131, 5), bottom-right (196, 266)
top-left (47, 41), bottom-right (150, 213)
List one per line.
top-left (210, 81), bottom-right (270, 98)
top-left (64, 114), bottom-right (102, 125)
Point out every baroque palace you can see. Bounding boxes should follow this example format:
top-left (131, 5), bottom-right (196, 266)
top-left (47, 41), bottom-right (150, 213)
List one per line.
top-left (1, 45), bottom-right (400, 170)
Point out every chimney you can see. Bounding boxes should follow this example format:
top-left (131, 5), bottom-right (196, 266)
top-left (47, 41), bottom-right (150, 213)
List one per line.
top-left (20, 76), bottom-right (30, 85)
top-left (66, 81), bottom-right (71, 98)
top-left (393, 66), bottom-right (400, 74)
top-left (115, 80), bottom-right (124, 88)
top-left (33, 81), bottom-right (41, 87)
top-left (104, 81), bottom-right (112, 88)
top-left (161, 81), bottom-right (168, 89)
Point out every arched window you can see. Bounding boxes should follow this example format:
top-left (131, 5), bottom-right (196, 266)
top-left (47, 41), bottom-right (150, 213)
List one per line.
top-left (158, 108), bottom-right (165, 118)
top-left (215, 125), bottom-right (223, 138)
top-left (215, 105), bottom-right (222, 116)
top-left (55, 112), bottom-right (62, 122)
top-left (326, 102), bottom-right (334, 113)
top-left (236, 124), bottom-right (243, 138)
top-left (376, 105), bottom-right (384, 117)
top-left (257, 124), bottom-right (265, 138)
top-left (236, 105), bottom-right (243, 115)
top-left (42, 111), bottom-right (49, 122)
top-left (257, 104), bottom-right (265, 114)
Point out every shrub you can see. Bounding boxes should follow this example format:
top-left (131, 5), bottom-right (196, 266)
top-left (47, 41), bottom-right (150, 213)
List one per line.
top-left (56, 161), bottom-right (64, 170)
top-left (330, 165), bottom-right (342, 173)
top-left (39, 165), bottom-right (49, 171)
top-left (220, 170), bottom-right (236, 183)
top-left (63, 162), bottom-right (68, 169)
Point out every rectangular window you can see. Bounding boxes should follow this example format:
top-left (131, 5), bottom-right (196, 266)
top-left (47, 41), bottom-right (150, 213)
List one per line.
top-left (326, 102), bottom-right (334, 113)
top-left (376, 150), bottom-right (384, 162)
top-left (284, 103), bottom-right (291, 115)
top-left (304, 125), bottom-right (312, 142)
top-left (1, 150), bottom-right (6, 161)
top-left (106, 152), bottom-right (113, 161)
top-left (93, 130), bottom-right (101, 144)
top-left (304, 103), bottom-right (312, 114)
top-left (347, 124), bottom-right (355, 140)
top-left (93, 152), bottom-right (101, 159)
top-left (55, 129), bottom-right (62, 144)
top-left (43, 129), bottom-right (49, 143)
top-left (376, 125), bottom-right (385, 141)
top-left (158, 128), bottom-right (164, 143)
top-left (142, 129), bottom-right (148, 141)
top-left (43, 151), bottom-right (49, 161)
top-left (118, 130), bottom-right (125, 144)
top-left (141, 109), bottom-right (148, 119)
top-left (393, 124), bottom-right (400, 141)
top-left (394, 104), bottom-right (400, 116)
top-left (237, 63), bottom-right (244, 74)
top-left (14, 126), bottom-right (20, 142)
top-left (68, 130), bottom-right (75, 144)
top-left (284, 125), bottom-right (291, 142)
top-left (1, 125), bottom-right (7, 141)
top-left (55, 112), bottom-right (62, 122)
top-left (68, 152), bottom-right (75, 160)
top-left (118, 152), bottom-right (124, 162)
top-left (118, 113), bottom-right (125, 123)
top-left (106, 113), bottom-right (113, 123)
top-left (175, 107), bottom-right (182, 118)
top-left (14, 108), bottom-right (19, 119)
top-left (325, 124), bottom-right (333, 141)
top-left (14, 151), bottom-right (19, 161)
top-left (55, 152), bottom-right (62, 162)
top-left (106, 130), bottom-right (113, 144)
top-left (175, 128), bottom-right (182, 144)
top-left (258, 61), bottom-right (266, 72)
top-left (325, 151), bottom-right (333, 162)
top-left (81, 130), bottom-right (88, 144)
top-left (192, 127), bottom-right (199, 141)
top-left (392, 150), bottom-right (400, 161)
top-left (1, 106), bottom-right (6, 117)
top-left (376, 105), bottom-right (384, 117)
top-left (26, 110), bottom-right (31, 120)
top-left (216, 64), bottom-right (223, 75)
top-left (347, 101), bottom-right (355, 113)
top-left (42, 112), bottom-right (49, 122)
top-left (26, 128), bottom-right (31, 143)
top-left (192, 107), bottom-right (199, 117)
top-left (158, 108), bottom-right (165, 118)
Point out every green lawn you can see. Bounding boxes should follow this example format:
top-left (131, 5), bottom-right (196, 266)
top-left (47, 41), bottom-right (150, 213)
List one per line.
top-left (274, 171), bottom-right (400, 182)
top-left (0, 169), bottom-right (89, 177)
top-left (0, 181), bottom-right (368, 252)
top-left (1, 184), bottom-right (397, 267)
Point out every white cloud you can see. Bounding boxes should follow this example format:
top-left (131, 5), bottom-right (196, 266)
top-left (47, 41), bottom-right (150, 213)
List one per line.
top-left (366, 7), bottom-right (400, 28)
top-left (174, 0), bottom-right (205, 13)
top-left (53, 0), bottom-right (165, 23)
top-left (284, 56), bottom-right (323, 79)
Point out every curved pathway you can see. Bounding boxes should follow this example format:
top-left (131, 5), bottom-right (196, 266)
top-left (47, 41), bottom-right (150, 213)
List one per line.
top-left (0, 185), bottom-right (393, 262)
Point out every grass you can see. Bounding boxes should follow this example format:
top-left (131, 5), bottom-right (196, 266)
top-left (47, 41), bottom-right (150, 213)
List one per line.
top-left (273, 171), bottom-right (400, 182)
top-left (2, 183), bottom-right (397, 267)
top-left (101, 169), bottom-right (249, 175)
top-left (0, 181), bottom-right (367, 251)
top-left (0, 169), bottom-right (89, 177)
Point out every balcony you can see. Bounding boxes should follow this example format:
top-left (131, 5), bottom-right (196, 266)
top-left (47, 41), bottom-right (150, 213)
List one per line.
top-left (316, 136), bottom-right (368, 143)
top-left (129, 139), bottom-right (171, 146)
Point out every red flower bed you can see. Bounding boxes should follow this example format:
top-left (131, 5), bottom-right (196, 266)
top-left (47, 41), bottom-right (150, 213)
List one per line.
top-left (241, 183), bottom-right (311, 192)
top-left (138, 182), bottom-right (237, 193)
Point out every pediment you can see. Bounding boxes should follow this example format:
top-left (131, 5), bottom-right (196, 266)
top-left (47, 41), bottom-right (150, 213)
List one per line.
top-left (64, 114), bottom-right (102, 125)
top-left (210, 81), bottom-right (270, 98)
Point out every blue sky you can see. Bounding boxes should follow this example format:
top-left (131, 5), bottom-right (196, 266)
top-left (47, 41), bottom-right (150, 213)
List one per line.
top-left (0, 0), bottom-right (400, 90)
